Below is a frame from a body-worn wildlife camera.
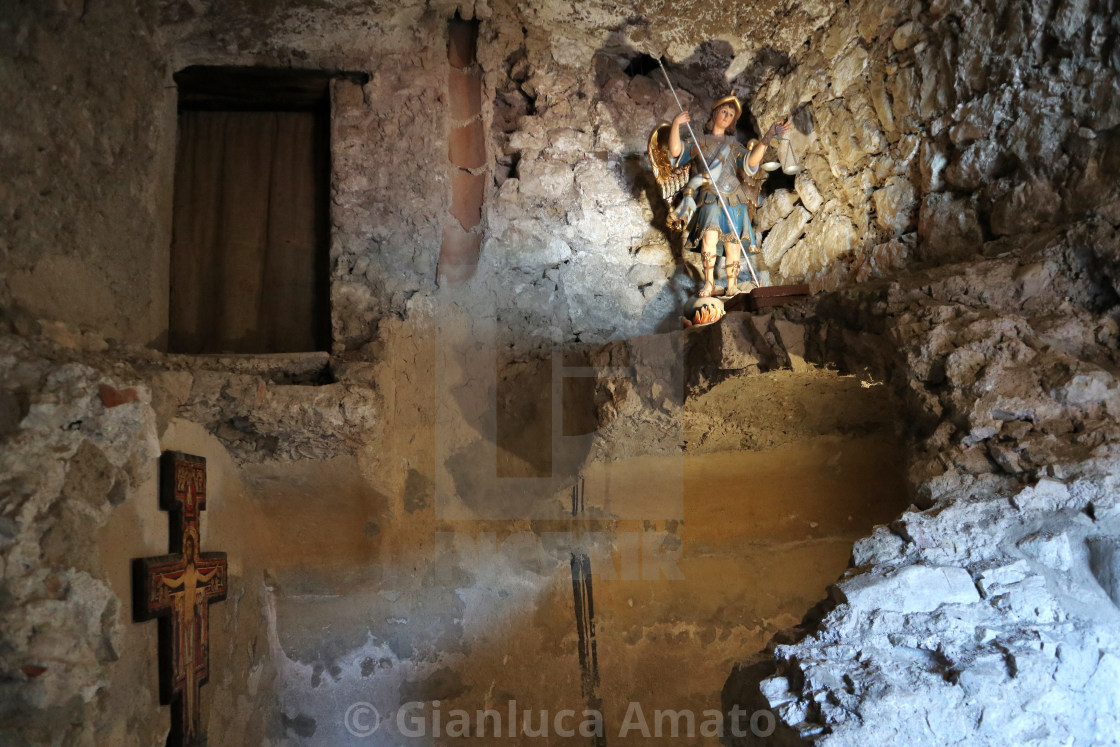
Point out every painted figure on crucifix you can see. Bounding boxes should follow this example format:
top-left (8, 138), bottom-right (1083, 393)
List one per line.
top-left (159, 524), bottom-right (218, 744)
top-left (649, 94), bottom-right (791, 298)
top-left (133, 451), bottom-right (227, 747)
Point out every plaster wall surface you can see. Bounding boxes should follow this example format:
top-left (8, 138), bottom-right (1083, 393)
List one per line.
top-left (0, 320), bottom-right (906, 746)
top-left (1, 1), bottom-right (176, 346)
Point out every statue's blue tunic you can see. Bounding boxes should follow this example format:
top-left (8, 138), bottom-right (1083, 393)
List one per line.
top-left (674, 133), bottom-right (765, 253)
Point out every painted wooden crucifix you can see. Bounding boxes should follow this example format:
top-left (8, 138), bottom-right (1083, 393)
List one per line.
top-left (133, 451), bottom-right (228, 747)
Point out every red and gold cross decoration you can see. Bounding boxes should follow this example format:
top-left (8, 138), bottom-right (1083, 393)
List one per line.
top-left (132, 451), bottom-right (228, 747)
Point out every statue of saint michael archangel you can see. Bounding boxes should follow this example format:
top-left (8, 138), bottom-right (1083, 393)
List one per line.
top-left (648, 93), bottom-right (791, 298)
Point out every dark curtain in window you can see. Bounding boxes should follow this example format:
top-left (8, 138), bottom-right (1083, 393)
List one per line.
top-left (169, 110), bottom-right (328, 354)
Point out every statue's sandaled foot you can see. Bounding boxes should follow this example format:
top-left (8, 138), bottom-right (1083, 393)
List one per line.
top-left (698, 280), bottom-right (724, 298)
top-left (724, 282), bottom-right (738, 297)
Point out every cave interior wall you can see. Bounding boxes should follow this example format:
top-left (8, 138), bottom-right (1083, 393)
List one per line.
top-left (1, 0), bottom-right (1119, 743)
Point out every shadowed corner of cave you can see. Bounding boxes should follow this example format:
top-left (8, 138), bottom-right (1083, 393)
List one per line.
top-left (592, 28), bottom-right (737, 196)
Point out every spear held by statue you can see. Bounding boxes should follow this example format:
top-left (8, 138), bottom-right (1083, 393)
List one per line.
top-left (646, 57), bottom-right (795, 298)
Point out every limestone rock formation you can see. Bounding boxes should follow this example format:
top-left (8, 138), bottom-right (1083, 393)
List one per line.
top-left (723, 218), bottom-right (1120, 745)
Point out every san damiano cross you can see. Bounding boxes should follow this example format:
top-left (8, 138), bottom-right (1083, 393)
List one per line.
top-left (133, 452), bottom-right (228, 747)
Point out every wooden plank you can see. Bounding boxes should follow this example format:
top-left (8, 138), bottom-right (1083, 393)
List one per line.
top-left (723, 284), bottom-right (811, 313)
top-left (750, 283), bottom-right (810, 298)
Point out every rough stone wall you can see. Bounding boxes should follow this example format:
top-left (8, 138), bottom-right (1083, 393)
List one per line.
top-left (157, 0), bottom-right (686, 350)
top-left (0, 335), bottom-right (279, 746)
top-left (3, 0), bottom-right (1119, 349)
top-left (0, 321), bottom-right (407, 746)
top-left (723, 219), bottom-right (1120, 744)
top-left (3, 0), bottom-right (1120, 745)
top-left (746, 0), bottom-right (1120, 287)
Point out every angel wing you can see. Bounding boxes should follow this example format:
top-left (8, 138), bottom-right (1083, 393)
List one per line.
top-left (647, 123), bottom-right (690, 232)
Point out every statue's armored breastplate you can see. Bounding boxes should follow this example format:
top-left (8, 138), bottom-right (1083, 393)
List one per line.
top-left (712, 160), bottom-right (740, 195)
top-left (693, 136), bottom-right (747, 201)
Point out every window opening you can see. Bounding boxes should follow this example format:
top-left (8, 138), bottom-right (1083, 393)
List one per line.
top-left (168, 66), bottom-right (335, 354)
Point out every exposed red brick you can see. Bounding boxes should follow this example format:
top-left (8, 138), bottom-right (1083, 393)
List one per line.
top-left (447, 19), bottom-right (478, 69)
top-left (22, 665), bottom-right (47, 678)
top-left (98, 384), bottom-right (139, 408)
top-left (450, 169), bottom-right (486, 230)
top-left (448, 120), bottom-right (486, 169)
top-left (448, 67), bottom-right (482, 122)
top-left (444, 15), bottom-right (483, 290)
